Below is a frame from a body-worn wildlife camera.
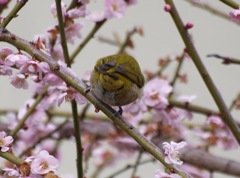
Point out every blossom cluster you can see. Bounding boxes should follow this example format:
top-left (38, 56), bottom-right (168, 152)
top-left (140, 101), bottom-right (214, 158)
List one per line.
top-left (3, 150), bottom-right (59, 177)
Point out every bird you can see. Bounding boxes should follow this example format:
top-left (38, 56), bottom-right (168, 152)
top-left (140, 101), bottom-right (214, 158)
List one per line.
top-left (90, 54), bottom-right (144, 115)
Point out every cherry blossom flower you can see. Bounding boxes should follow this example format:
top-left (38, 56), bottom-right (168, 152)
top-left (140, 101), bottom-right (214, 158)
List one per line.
top-left (86, 11), bottom-right (106, 22)
top-left (5, 54), bottom-right (31, 67)
top-left (142, 78), bottom-right (172, 109)
top-left (28, 150), bottom-right (59, 175)
top-left (195, 116), bottom-right (238, 149)
top-left (19, 60), bottom-right (50, 82)
top-left (2, 167), bottom-right (20, 177)
top-left (64, 22), bottom-right (83, 44)
top-left (0, 131), bottom-right (13, 152)
top-left (162, 141), bottom-right (187, 165)
top-left (67, 5), bottom-right (89, 18)
top-left (123, 99), bottom-right (147, 115)
top-left (229, 8), bottom-right (240, 23)
top-left (0, 47), bottom-right (13, 60)
top-left (104, 0), bottom-right (127, 19)
top-left (10, 73), bottom-right (29, 89)
top-left (206, 115), bottom-right (225, 128)
top-left (48, 84), bottom-right (88, 106)
top-left (32, 35), bottom-right (50, 55)
top-left (154, 170), bottom-right (181, 178)
top-left (0, 65), bottom-right (12, 75)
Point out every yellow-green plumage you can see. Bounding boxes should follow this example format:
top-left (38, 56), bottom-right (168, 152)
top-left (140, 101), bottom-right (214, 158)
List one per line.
top-left (90, 54), bottom-right (144, 107)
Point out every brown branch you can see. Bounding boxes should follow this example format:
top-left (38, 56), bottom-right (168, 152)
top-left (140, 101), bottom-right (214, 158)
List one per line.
top-left (181, 148), bottom-right (240, 176)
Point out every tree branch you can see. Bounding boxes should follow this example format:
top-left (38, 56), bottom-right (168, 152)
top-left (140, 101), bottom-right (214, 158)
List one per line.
top-left (181, 148), bottom-right (240, 176)
top-left (0, 0), bottom-right (28, 28)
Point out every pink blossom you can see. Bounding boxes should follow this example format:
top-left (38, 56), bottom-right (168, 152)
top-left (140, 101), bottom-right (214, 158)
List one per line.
top-left (229, 8), bottom-right (240, 23)
top-left (19, 60), bottom-right (50, 82)
top-left (197, 116), bottom-right (238, 149)
top-left (2, 167), bottom-right (20, 177)
top-left (0, 131), bottom-right (13, 152)
top-left (151, 110), bottom-right (187, 141)
top-left (104, 0), bottom-right (127, 19)
top-left (64, 22), bottom-right (83, 44)
top-left (162, 141), bottom-right (187, 165)
top-left (154, 170), bottom-right (181, 178)
top-left (10, 73), bottom-right (29, 89)
top-left (29, 150), bottom-right (59, 175)
top-left (206, 115), bottom-right (224, 128)
top-left (41, 73), bottom-right (63, 86)
top-left (32, 35), bottom-right (50, 55)
top-left (5, 54), bottom-right (31, 67)
top-left (48, 84), bottom-right (88, 106)
top-left (0, 47), bottom-right (13, 60)
top-left (86, 11), bottom-right (106, 22)
top-left (142, 78), bottom-right (172, 109)
top-left (0, 65), bottom-right (12, 75)
top-left (123, 99), bottom-right (147, 115)
top-left (67, 5), bottom-right (89, 18)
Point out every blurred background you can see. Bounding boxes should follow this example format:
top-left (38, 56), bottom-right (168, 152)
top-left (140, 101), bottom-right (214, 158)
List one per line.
top-left (0, 0), bottom-right (240, 177)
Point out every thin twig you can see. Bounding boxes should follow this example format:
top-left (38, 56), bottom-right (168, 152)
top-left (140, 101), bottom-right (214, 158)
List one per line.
top-left (130, 150), bottom-right (143, 177)
top-left (207, 54), bottom-right (240, 65)
top-left (0, 0), bottom-right (28, 28)
top-left (169, 99), bottom-right (219, 116)
top-left (170, 52), bottom-right (185, 88)
top-left (185, 0), bottom-right (238, 23)
top-left (118, 27), bottom-right (138, 54)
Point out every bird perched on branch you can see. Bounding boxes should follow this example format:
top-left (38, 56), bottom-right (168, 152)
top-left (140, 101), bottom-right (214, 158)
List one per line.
top-left (90, 54), bottom-right (144, 115)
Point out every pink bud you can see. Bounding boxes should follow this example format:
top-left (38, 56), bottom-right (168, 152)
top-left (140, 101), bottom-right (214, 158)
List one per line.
top-left (185, 22), bottom-right (193, 29)
top-left (164, 5), bottom-right (171, 12)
